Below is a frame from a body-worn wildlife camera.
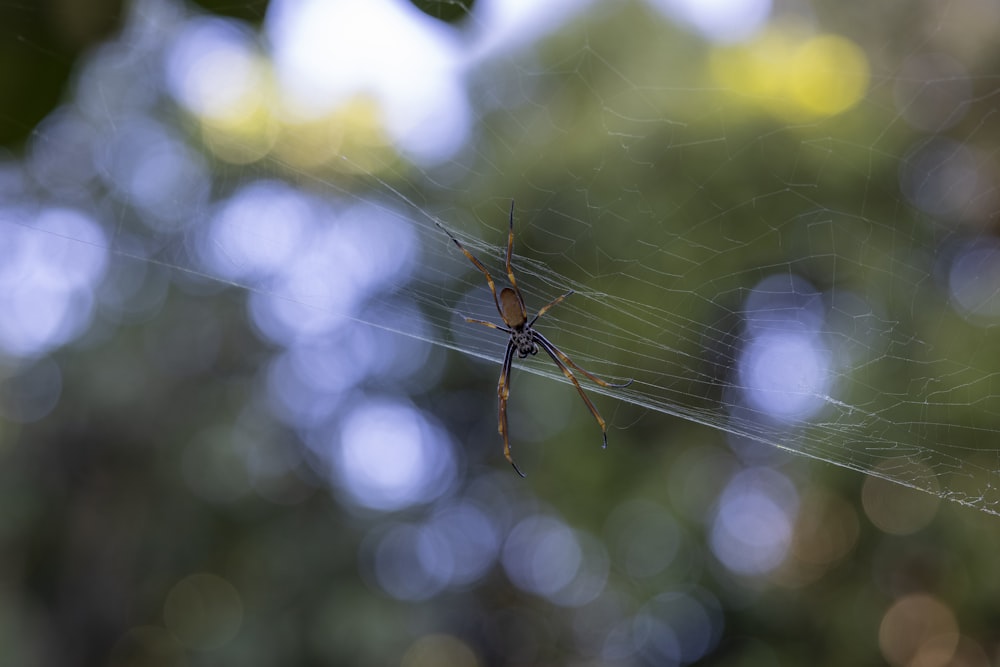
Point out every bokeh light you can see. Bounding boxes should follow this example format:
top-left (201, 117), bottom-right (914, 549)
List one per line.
top-left (900, 138), bottom-right (982, 219)
top-left (786, 35), bottom-right (870, 116)
top-left (26, 108), bottom-right (101, 199)
top-left (862, 459), bottom-right (940, 535)
top-left (946, 236), bottom-right (1000, 325)
top-left (165, 16), bottom-right (264, 122)
top-left (243, 202), bottom-right (418, 342)
top-left (364, 495), bottom-right (504, 602)
top-left (330, 399), bottom-right (457, 512)
top-left (163, 573), bottom-right (243, 650)
top-left (776, 489), bottom-right (860, 586)
top-left (632, 589), bottom-right (723, 665)
top-left (879, 594), bottom-right (959, 667)
top-left (402, 634), bottom-right (480, 667)
top-left (503, 515), bottom-right (584, 599)
top-left (267, 0), bottom-right (470, 164)
top-left (421, 500), bottom-right (503, 587)
top-left (95, 117), bottom-right (211, 231)
top-left (709, 28), bottom-right (870, 117)
top-left (371, 522), bottom-right (451, 600)
top-left (0, 207), bottom-right (107, 358)
top-left (648, 0), bottom-right (772, 43)
top-left (736, 274), bottom-right (832, 423)
top-left (710, 467), bottom-right (798, 576)
top-left (202, 180), bottom-right (315, 282)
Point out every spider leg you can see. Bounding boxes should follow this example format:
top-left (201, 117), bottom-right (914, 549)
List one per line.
top-left (527, 289), bottom-right (574, 328)
top-left (496, 339), bottom-right (525, 477)
top-left (535, 331), bottom-right (633, 388)
top-left (535, 335), bottom-right (623, 449)
top-left (461, 316), bottom-right (513, 334)
top-left (504, 200), bottom-right (529, 315)
top-left (441, 226), bottom-right (505, 320)
top-left (505, 200), bottom-right (519, 289)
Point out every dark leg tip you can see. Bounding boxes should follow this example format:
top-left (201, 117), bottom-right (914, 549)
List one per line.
top-left (511, 460), bottom-right (527, 478)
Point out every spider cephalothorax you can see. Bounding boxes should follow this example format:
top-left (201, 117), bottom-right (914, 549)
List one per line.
top-left (442, 200), bottom-right (633, 476)
top-left (511, 328), bottom-right (537, 358)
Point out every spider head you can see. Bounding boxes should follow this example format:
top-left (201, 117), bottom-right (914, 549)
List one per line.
top-left (513, 330), bottom-right (537, 358)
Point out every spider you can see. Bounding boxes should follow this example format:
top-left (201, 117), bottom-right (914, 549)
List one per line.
top-left (443, 200), bottom-right (633, 476)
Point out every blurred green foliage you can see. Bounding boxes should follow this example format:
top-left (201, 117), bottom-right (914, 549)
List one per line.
top-left (0, 0), bottom-right (124, 146)
top-left (3, 2), bottom-right (1000, 667)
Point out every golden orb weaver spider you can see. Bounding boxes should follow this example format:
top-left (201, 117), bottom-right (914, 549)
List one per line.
top-left (443, 200), bottom-right (633, 476)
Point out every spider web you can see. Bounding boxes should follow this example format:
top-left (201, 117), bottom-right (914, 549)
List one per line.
top-left (6, 0), bottom-right (1000, 515)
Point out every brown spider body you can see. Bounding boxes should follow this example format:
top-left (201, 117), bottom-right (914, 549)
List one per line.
top-left (443, 200), bottom-right (633, 476)
top-left (501, 287), bottom-right (538, 358)
top-left (499, 287), bottom-right (526, 327)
